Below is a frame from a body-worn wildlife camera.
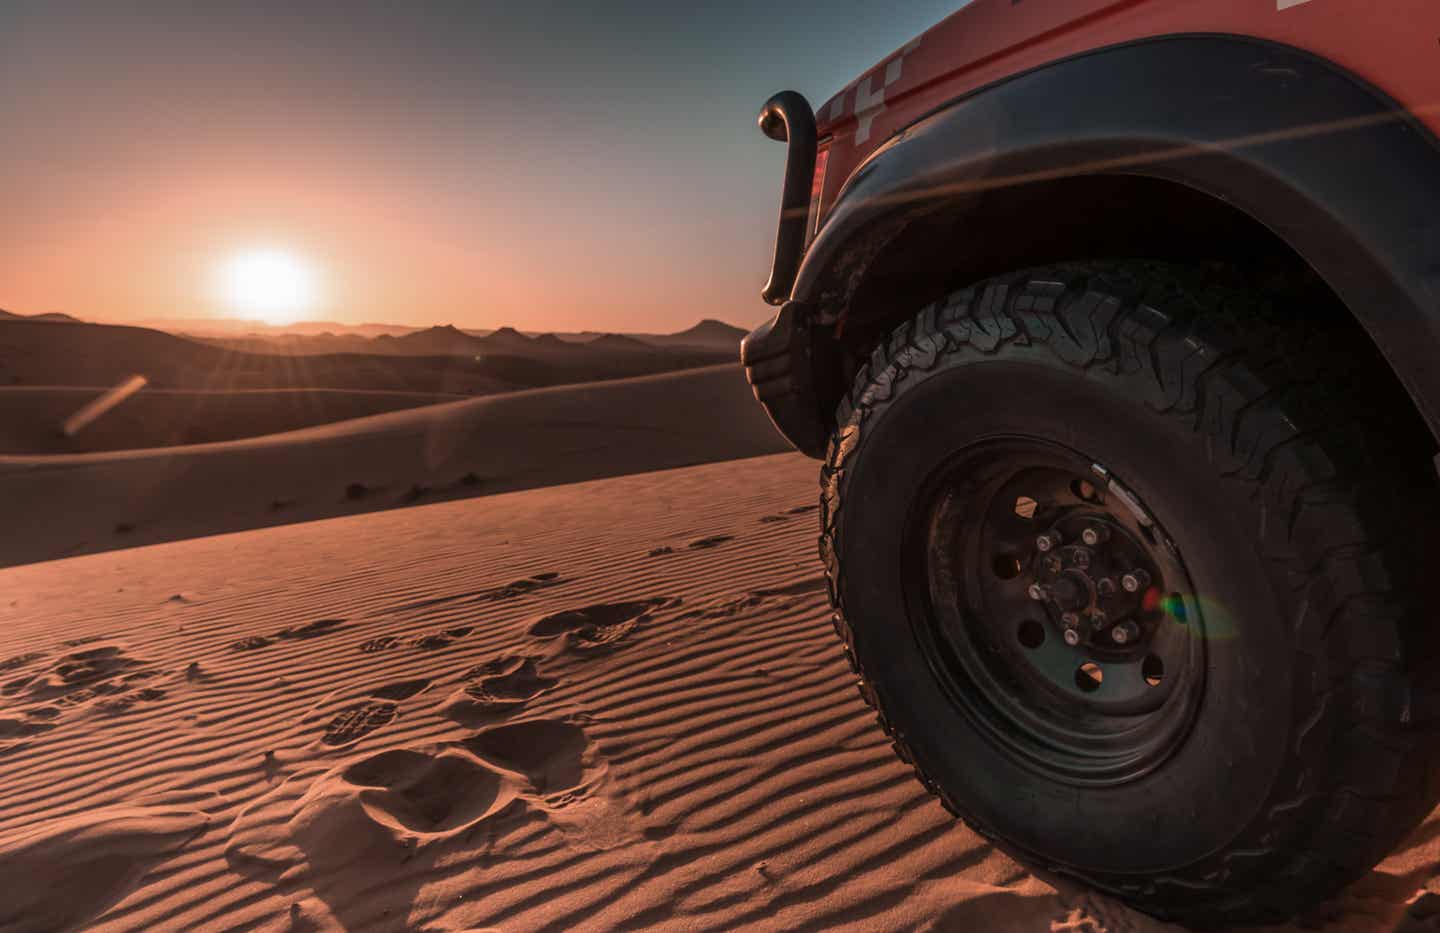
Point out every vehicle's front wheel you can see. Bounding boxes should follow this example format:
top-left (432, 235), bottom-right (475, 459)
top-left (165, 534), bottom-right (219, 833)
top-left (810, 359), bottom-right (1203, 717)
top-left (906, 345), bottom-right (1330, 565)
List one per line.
top-left (820, 263), bottom-right (1439, 926)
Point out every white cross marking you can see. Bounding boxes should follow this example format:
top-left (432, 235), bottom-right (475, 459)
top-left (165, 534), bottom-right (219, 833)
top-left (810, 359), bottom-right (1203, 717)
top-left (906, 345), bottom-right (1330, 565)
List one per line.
top-left (853, 40), bottom-right (920, 144)
top-left (854, 76), bottom-right (885, 143)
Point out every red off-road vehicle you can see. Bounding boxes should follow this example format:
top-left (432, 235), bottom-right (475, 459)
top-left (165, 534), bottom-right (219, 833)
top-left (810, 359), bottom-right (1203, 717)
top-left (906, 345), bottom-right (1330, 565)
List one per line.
top-left (743, 1), bottom-right (1440, 925)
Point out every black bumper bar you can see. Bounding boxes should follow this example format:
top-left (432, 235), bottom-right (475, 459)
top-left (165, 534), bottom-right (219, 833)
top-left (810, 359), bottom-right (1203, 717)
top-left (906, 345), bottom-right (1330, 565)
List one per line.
top-left (741, 299), bottom-right (829, 458)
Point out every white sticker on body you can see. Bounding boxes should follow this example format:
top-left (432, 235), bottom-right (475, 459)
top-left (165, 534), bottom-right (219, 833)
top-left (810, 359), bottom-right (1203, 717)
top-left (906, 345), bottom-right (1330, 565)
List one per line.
top-left (854, 76), bottom-right (885, 144)
top-left (854, 39), bottom-right (921, 144)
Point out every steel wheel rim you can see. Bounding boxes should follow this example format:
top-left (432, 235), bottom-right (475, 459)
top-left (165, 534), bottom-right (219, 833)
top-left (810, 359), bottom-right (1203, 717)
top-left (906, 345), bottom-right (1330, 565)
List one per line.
top-left (908, 436), bottom-right (1207, 787)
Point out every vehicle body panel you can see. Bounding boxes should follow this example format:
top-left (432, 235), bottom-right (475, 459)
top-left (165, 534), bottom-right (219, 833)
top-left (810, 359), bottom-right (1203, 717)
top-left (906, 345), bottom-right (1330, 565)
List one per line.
top-left (744, 1), bottom-right (1440, 457)
top-left (811, 0), bottom-right (1440, 230)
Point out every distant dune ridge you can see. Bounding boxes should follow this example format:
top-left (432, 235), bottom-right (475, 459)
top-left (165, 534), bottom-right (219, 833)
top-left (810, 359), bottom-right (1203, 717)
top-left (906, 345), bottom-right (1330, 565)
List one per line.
top-left (0, 307), bottom-right (83, 324)
top-left (121, 314), bottom-right (752, 351)
top-left (196, 318), bottom-right (749, 358)
top-left (0, 314), bottom-right (747, 454)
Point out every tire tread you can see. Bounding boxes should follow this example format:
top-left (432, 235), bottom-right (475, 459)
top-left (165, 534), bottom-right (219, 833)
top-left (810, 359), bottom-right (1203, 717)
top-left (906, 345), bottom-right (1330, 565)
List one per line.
top-left (817, 261), bottom-right (1439, 926)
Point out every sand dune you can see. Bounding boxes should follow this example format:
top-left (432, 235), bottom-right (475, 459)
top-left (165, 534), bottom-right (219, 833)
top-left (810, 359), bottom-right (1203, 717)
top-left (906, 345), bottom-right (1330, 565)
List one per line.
top-left (5, 453), bottom-right (1437, 932)
top-left (0, 319), bottom-right (502, 392)
top-left (0, 364), bottom-right (786, 567)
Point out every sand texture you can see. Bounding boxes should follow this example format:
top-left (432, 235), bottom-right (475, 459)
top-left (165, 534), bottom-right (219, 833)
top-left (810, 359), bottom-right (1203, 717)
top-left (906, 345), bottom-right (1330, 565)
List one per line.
top-left (5, 455), bottom-right (1440, 931)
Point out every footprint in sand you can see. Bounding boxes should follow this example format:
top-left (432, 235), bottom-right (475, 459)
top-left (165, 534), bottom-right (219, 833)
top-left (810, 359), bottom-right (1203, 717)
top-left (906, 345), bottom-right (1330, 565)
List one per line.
top-left (50, 646), bottom-right (141, 686)
top-left (751, 577), bottom-right (829, 599)
top-left (340, 748), bottom-right (522, 834)
top-left (479, 572), bottom-right (562, 601)
top-left (528, 599), bottom-right (671, 651)
top-left (227, 719), bottom-right (596, 875)
top-left (95, 687), bottom-right (167, 715)
top-left (359, 635), bottom-right (401, 653)
top-left (230, 619), bottom-right (346, 651)
top-left (410, 626), bottom-right (474, 650)
top-left (359, 626), bottom-right (475, 653)
top-left (8, 645), bottom-right (161, 713)
top-left (646, 535), bottom-right (733, 553)
top-left (388, 572), bottom-right (565, 615)
top-left (369, 677), bottom-right (432, 701)
top-left (0, 717), bottom-right (55, 740)
top-left (697, 576), bottom-right (829, 620)
top-left (464, 658), bottom-right (556, 703)
top-left (438, 657), bottom-right (556, 726)
top-left (461, 719), bottom-right (590, 796)
top-left (0, 652), bottom-right (44, 673)
top-left (278, 619), bottom-right (347, 640)
top-left (228, 749), bottom-right (523, 876)
top-left (321, 702), bottom-right (399, 747)
top-left (309, 677), bottom-right (433, 747)
top-left (759, 503), bottom-right (819, 524)
top-left (0, 708), bottom-right (59, 756)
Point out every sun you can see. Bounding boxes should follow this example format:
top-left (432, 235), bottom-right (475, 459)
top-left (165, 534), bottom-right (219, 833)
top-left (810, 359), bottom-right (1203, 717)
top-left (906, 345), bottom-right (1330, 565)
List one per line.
top-left (213, 248), bottom-right (321, 325)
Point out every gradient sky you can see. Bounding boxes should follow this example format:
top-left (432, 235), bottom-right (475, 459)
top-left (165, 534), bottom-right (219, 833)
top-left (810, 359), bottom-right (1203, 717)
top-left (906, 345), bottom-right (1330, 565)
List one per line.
top-left (0, 1), bottom-right (964, 333)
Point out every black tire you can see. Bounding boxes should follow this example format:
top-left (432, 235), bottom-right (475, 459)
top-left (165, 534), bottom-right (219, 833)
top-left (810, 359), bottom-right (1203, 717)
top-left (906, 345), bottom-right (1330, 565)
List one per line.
top-left (819, 263), bottom-right (1440, 927)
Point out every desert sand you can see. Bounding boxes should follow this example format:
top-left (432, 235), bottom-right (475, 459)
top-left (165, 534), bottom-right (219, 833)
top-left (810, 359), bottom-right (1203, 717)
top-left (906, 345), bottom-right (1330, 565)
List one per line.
top-left (0, 365), bottom-right (786, 568)
top-left (5, 450), bottom-right (1440, 931)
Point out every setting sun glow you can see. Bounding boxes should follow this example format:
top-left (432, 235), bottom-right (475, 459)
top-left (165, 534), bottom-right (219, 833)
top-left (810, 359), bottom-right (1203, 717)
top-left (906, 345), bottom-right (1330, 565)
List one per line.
top-left (213, 248), bottom-right (321, 325)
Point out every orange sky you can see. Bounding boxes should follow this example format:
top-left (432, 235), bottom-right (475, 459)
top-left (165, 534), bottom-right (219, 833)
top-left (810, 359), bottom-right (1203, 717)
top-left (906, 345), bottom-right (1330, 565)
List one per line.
top-left (3, 157), bottom-right (727, 332)
top-left (0, 2), bottom-right (962, 333)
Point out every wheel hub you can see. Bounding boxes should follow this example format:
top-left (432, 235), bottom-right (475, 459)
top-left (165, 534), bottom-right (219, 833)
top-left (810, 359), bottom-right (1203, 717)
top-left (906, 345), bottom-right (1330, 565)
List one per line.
top-left (1028, 517), bottom-right (1161, 651)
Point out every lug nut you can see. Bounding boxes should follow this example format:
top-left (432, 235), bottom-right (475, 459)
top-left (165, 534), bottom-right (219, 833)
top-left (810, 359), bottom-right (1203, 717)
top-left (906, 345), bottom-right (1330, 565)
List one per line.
top-left (1089, 609), bottom-right (1109, 628)
top-left (1081, 525), bottom-right (1111, 547)
top-left (1062, 629), bottom-right (1081, 647)
top-left (1072, 548), bottom-right (1092, 570)
top-left (1060, 611), bottom-right (1082, 630)
top-left (1036, 530), bottom-right (1063, 553)
top-left (1111, 621), bottom-right (1141, 645)
top-left (1121, 569), bottom-right (1152, 593)
top-left (1043, 555), bottom-right (1063, 575)
top-left (1097, 577), bottom-right (1118, 596)
top-left (1027, 583), bottom-right (1048, 602)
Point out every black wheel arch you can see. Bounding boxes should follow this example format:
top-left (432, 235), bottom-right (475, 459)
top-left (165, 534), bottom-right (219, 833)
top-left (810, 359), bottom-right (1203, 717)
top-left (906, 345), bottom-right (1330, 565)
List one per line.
top-left (768, 33), bottom-right (1440, 457)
